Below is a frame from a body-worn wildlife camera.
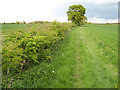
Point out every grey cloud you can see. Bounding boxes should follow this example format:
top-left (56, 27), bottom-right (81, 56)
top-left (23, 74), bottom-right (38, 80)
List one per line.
top-left (53, 1), bottom-right (118, 20)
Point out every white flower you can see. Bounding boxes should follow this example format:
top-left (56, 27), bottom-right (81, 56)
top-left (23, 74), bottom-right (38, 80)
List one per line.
top-left (52, 71), bottom-right (55, 73)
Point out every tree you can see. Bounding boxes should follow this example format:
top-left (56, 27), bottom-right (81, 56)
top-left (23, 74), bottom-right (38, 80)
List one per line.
top-left (16, 21), bottom-right (19, 24)
top-left (66, 4), bottom-right (87, 26)
top-left (23, 21), bottom-right (26, 24)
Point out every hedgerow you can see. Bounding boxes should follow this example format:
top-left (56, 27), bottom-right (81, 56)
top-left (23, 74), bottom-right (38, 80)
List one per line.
top-left (2, 21), bottom-right (75, 76)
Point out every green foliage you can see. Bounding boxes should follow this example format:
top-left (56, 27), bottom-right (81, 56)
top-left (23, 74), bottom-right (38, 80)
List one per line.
top-left (2, 24), bottom-right (118, 88)
top-left (8, 28), bottom-right (76, 88)
top-left (16, 21), bottom-right (19, 24)
top-left (45, 21), bottom-right (49, 23)
top-left (28, 21), bottom-right (50, 24)
top-left (23, 21), bottom-right (26, 24)
top-left (2, 22), bottom-right (74, 78)
top-left (66, 4), bottom-right (87, 26)
top-left (16, 21), bottom-right (22, 24)
top-left (34, 21), bottom-right (44, 24)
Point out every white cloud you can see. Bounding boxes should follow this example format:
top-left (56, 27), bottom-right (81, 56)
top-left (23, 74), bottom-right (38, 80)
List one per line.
top-left (88, 17), bottom-right (118, 23)
top-left (56, 15), bottom-right (68, 22)
top-left (0, 0), bottom-right (66, 23)
top-left (0, 0), bottom-right (119, 23)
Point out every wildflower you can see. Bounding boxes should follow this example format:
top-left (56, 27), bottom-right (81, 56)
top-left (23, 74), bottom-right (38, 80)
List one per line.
top-left (52, 71), bottom-right (55, 73)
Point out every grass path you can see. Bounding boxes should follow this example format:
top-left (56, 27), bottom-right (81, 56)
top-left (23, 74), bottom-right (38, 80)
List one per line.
top-left (72, 26), bottom-right (118, 88)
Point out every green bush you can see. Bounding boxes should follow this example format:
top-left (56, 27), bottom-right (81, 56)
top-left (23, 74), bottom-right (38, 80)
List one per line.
top-left (23, 21), bottom-right (26, 24)
top-left (2, 22), bottom-right (74, 76)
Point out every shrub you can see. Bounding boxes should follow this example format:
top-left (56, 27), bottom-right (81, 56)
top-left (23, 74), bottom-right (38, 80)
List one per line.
top-left (23, 21), bottom-right (26, 24)
top-left (2, 22), bottom-right (74, 76)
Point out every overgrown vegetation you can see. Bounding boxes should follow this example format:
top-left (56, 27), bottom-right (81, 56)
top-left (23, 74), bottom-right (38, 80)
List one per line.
top-left (2, 21), bottom-right (76, 87)
top-left (2, 23), bottom-right (118, 88)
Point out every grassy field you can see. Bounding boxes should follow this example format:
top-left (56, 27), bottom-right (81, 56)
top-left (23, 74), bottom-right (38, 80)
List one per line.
top-left (2, 24), bottom-right (31, 31)
top-left (72, 24), bottom-right (118, 88)
top-left (2, 24), bottom-right (33, 35)
top-left (2, 24), bottom-right (118, 88)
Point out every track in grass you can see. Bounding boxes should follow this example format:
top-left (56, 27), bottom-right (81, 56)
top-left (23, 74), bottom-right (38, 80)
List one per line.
top-left (73, 24), bottom-right (118, 88)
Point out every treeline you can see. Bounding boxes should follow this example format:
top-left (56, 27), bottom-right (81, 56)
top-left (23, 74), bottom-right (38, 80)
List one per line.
top-left (2, 21), bottom-right (26, 24)
top-left (28, 21), bottom-right (50, 24)
top-left (87, 22), bottom-right (118, 24)
top-left (2, 21), bottom-right (51, 24)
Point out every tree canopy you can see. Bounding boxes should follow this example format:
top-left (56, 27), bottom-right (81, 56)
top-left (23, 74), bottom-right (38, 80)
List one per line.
top-left (66, 4), bottom-right (87, 26)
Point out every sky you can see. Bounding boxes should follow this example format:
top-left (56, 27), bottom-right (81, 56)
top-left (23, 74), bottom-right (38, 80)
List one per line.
top-left (0, 0), bottom-right (119, 23)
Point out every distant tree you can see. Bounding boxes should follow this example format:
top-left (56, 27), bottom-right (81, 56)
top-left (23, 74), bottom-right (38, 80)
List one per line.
top-left (16, 21), bottom-right (19, 24)
top-left (23, 21), bottom-right (26, 24)
top-left (19, 22), bottom-right (22, 24)
top-left (45, 21), bottom-right (49, 23)
top-left (66, 4), bottom-right (87, 26)
top-left (88, 22), bottom-right (92, 24)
